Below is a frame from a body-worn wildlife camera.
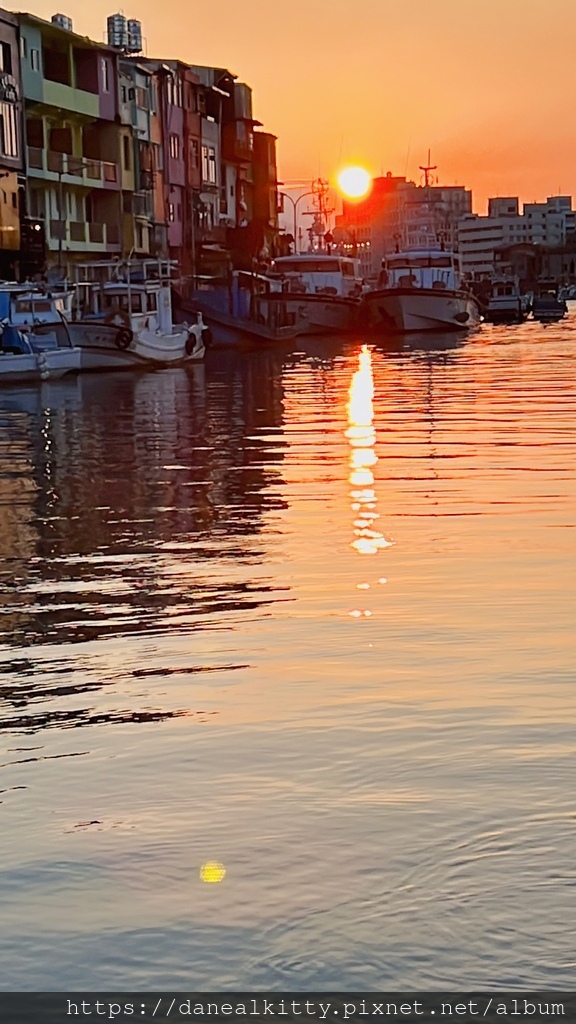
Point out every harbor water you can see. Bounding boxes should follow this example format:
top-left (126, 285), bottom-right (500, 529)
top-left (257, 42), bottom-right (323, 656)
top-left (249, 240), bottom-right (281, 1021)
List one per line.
top-left (1, 315), bottom-right (575, 990)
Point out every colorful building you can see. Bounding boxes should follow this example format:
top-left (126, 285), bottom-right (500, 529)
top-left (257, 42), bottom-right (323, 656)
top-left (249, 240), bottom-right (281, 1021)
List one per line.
top-left (0, 7), bottom-right (23, 276)
top-left (20, 12), bottom-right (123, 271)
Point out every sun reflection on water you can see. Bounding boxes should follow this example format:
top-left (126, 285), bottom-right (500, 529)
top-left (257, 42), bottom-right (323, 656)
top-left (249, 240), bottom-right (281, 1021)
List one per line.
top-left (346, 346), bottom-right (392, 559)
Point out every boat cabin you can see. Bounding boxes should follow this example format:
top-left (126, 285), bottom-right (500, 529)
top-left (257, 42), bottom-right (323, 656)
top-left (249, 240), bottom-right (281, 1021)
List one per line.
top-left (76, 280), bottom-right (174, 333)
top-left (0, 283), bottom-right (73, 327)
top-left (270, 256), bottom-right (363, 298)
top-left (381, 249), bottom-right (463, 292)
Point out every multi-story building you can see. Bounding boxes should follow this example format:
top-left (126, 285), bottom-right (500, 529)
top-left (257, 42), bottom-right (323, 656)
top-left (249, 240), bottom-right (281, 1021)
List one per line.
top-left (458, 196), bottom-right (576, 278)
top-left (335, 172), bottom-right (471, 279)
top-left (0, 7), bottom-right (24, 277)
top-left (21, 12), bottom-right (123, 271)
top-left (252, 130), bottom-right (280, 258)
top-left (118, 58), bottom-right (155, 257)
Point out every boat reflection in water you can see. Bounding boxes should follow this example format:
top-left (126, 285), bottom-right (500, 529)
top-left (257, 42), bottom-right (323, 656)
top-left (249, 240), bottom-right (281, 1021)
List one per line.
top-left (0, 351), bottom-right (289, 734)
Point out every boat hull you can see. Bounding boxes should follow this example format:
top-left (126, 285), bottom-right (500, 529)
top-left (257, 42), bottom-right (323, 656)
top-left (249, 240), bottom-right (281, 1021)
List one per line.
top-left (67, 322), bottom-right (204, 370)
top-left (188, 298), bottom-right (305, 348)
top-left (278, 294), bottom-right (360, 334)
top-left (0, 347), bottom-right (81, 384)
top-left (485, 296), bottom-right (530, 323)
top-left (361, 287), bottom-right (480, 333)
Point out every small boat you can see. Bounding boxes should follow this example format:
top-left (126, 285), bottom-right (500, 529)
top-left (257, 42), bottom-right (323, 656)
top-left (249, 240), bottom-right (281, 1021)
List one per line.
top-left (68, 260), bottom-right (208, 370)
top-left (484, 277), bottom-right (530, 323)
top-left (531, 283), bottom-right (567, 322)
top-left (0, 320), bottom-right (80, 384)
top-left (361, 246), bottom-right (480, 333)
top-left (181, 270), bottom-right (308, 347)
top-left (267, 254), bottom-right (363, 334)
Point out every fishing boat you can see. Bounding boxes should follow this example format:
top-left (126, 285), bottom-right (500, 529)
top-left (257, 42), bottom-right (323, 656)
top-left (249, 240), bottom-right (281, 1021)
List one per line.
top-left (484, 277), bottom-right (530, 323)
top-left (0, 319), bottom-right (80, 384)
top-left (266, 254), bottom-right (363, 334)
top-left (178, 270), bottom-right (308, 347)
top-left (68, 260), bottom-right (208, 370)
top-left (361, 246), bottom-right (480, 333)
top-left (531, 282), bottom-right (567, 322)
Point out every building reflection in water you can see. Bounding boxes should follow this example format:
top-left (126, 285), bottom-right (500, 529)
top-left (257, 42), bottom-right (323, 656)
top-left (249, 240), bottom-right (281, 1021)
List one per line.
top-left (0, 353), bottom-right (290, 734)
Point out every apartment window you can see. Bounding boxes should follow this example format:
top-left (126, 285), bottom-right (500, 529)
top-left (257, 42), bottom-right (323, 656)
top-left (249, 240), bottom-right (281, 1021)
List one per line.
top-left (169, 134), bottom-right (180, 159)
top-left (168, 202), bottom-right (175, 222)
top-left (0, 103), bottom-right (18, 158)
top-left (20, 36), bottom-right (27, 59)
top-left (30, 48), bottom-right (40, 71)
top-left (123, 135), bottom-right (131, 171)
top-left (201, 145), bottom-right (216, 184)
top-left (166, 76), bottom-right (182, 107)
top-left (101, 58), bottom-right (109, 92)
top-left (0, 41), bottom-right (12, 74)
top-left (190, 139), bottom-right (199, 167)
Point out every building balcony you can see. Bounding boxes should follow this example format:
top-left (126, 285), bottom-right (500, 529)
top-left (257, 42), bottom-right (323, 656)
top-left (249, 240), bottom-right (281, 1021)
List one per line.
top-left (27, 148), bottom-right (120, 189)
top-left (46, 218), bottom-right (121, 252)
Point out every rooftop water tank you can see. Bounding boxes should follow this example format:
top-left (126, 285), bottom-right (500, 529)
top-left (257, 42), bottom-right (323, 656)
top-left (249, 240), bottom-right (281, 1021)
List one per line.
top-left (126, 19), bottom-right (142, 53)
top-left (107, 13), bottom-right (128, 49)
top-left (52, 13), bottom-right (73, 30)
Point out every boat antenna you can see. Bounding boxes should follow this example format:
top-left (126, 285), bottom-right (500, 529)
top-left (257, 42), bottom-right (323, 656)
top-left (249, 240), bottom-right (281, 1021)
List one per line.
top-left (419, 149), bottom-right (437, 188)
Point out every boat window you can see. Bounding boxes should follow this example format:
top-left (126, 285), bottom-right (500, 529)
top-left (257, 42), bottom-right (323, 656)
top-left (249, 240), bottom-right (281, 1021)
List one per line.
top-left (146, 292), bottom-right (157, 312)
top-left (341, 262), bottom-right (356, 276)
top-left (105, 293), bottom-right (143, 313)
top-left (13, 299), bottom-right (54, 314)
top-left (276, 260), bottom-right (341, 274)
top-left (387, 256), bottom-right (452, 270)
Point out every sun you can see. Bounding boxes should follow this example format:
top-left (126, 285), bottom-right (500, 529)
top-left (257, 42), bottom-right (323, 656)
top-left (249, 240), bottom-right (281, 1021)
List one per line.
top-left (337, 166), bottom-right (371, 199)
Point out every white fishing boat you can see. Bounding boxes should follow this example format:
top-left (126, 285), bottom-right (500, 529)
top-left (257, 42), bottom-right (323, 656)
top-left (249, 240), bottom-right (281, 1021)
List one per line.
top-left (361, 247), bottom-right (480, 333)
top-left (0, 320), bottom-right (80, 384)
top-left (484, 277), bottom-right (530, 323)
top-left (267, 255), bottom-right (363, 334)
top-left (68, 260), bottom-right (208, 370)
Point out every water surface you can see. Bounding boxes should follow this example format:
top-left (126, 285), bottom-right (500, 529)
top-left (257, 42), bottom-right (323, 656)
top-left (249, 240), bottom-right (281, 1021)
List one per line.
top-left (1, 317), bottom-right (575, 989)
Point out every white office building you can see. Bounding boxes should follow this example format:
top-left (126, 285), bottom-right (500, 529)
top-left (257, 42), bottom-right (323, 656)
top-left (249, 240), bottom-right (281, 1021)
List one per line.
top-left (458, 196), bottom-right (576, 277)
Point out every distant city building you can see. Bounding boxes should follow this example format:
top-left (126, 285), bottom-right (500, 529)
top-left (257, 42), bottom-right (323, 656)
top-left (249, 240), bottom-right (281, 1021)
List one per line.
top-left (458, 196), bottom-right (576, 277)
top-left (335, 172), bottom-right (471, 279)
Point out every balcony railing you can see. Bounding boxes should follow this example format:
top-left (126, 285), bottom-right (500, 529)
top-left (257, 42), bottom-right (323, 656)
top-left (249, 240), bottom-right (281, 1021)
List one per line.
top-left (28, 148), bottom-right (119, 187)
top-left (47, 218), bottom-right (121, 249)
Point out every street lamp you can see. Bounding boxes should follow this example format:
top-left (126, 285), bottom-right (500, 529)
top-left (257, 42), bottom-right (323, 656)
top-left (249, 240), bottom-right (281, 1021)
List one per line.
top-left (278, 189), bottom-right (317, 254)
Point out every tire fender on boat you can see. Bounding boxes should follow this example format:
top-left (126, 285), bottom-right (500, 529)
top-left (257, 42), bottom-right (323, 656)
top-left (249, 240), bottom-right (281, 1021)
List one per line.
top-left (114, 326), bottom-right (134, 350)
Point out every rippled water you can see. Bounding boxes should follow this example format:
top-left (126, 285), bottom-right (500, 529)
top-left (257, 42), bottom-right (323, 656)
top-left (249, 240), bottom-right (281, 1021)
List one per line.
top-left (1, 314), bottom-right (575, 990)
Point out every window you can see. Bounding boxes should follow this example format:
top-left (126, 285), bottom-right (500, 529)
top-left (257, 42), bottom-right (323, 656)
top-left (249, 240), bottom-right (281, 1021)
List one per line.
top-left (169, 134), bottom-right (180, 160)
top-left (190, 139), bottom-right (199, 167)
top-left (168, 202), bottom-right (175, 222)
top-left (201, 145), bottom-right (216, 184)
top-left (166, 75), bottom-right (182, 107)
top-left (31, 48), bottom-right (40, 71)
top-left (101, 58), bottom-right (109, 92)
top-left (123, 135), bottom-right (131, 171)
top-left (0, 103), bottom-right (18, 158)
top-left (20, 36), bottom-right (27, 59)
top-left (0, 41), bottom-right (12, 74)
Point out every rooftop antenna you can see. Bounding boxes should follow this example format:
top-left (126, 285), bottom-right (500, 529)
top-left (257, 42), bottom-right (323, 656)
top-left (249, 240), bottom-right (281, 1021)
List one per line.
top-left (419, 149), bottom-right (437, 187)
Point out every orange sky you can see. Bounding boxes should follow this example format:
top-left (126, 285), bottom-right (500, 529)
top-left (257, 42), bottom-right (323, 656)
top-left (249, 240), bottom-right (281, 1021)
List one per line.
top-left (8, 0), bottom-right (576, 211)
